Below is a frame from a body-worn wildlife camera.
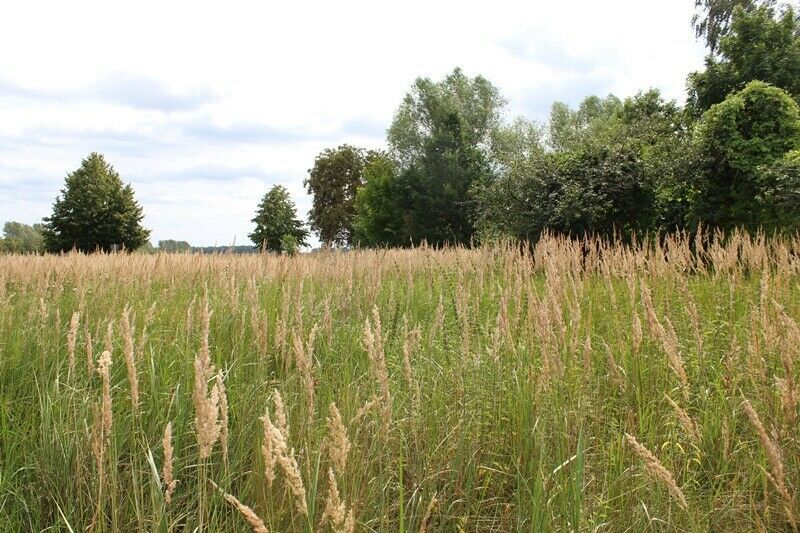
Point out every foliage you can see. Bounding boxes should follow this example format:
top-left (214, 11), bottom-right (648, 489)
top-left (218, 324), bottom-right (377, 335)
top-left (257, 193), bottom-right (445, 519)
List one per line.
top-left (41, 153), bottom-right (150, 253)
top-left (0, 221), bottom-right (45, 253)
top-left (475, 90), bottom-right (694, 240)
top-left (384, 68), bottom-right (504, 245)
top-left (691, 80), bottom-right (800, 230)
top-left (352, 153), bottom-right (411, 247)
top-left (158, 240), bottom-right (191, 253)
top-left (688, 4), bottom-right (800, 113)
top-left (2, 234), bottom-right (800, 531)
top-left (305, 145), bottom-right (375, 247)
top-left (249, 185), bottom-right (308, 252)
top-left (691, 0), bottom-right (774, 53)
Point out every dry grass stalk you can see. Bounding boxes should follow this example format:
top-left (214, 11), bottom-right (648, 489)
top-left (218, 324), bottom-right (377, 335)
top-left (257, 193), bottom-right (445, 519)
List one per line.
top-left (402, 318), bottom-right (422, 412)
top-left (665, 394), bottom-right (700, 444)
top-left (662, 317), bottom-right (690, 394)
top-left (741, 399), bottom-right (796, 529)
top-left (364, 306), bottom-right (391, 432)
top-left (66, 311), bottom-right (79, 377)
top-left (216, 371), bottom-right (229, 465)
top-left (162, 422), bottom-right (177, 504)
top-left (273, 388), bottom-right (290, 440)
top-left (121, 307), bottom-right (139, 413)
top-left (260, 409), bottom-right (277, 489)
top-left (104, 320), bottom-right (114, 356)
top-left (264, 413), bottom-right (308, 516)
top-left (292, 324), bottom-right (318, 426)
top-left (603, 342), bottom-right (626, 392)
top-left (209, 480), bottom-right (269, 533)
top-left (85, 328), bottom-right (94, 375)
top-left (97, 350), bottom-right (113, 438)
top-left (418, 493), bottom-right (438, 533)
top-left (624, 433), bottom-right (688, 510)
top-left (320, 467), bottom-right (346, 530)
top-left (326, 403), bottom-right (351, 474)
top-left (193, 297), bottom-right (220, 460)
top-left (352, 395), bottom-right (379, 426)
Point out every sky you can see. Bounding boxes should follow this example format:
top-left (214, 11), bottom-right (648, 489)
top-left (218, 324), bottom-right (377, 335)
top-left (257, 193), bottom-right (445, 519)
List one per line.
top-left (0, 0), bottom-right (707, 247)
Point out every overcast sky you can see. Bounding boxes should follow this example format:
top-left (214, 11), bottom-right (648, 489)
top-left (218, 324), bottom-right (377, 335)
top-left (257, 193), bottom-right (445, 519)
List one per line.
top-left (0, 0), bottom-right (707, 246)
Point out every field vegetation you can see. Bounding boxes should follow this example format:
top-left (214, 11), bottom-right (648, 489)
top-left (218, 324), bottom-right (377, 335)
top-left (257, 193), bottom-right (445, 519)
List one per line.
top-left (1, 231), bottom-right (799, 531)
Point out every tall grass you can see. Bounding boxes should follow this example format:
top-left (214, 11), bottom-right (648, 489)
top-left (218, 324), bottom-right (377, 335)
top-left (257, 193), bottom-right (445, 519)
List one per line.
top-left (0, 230), bottom-right (798, 531)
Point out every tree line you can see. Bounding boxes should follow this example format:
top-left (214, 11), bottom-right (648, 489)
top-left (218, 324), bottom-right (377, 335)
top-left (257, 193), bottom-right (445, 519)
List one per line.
top-left (4, 0), bottom-right (799, 254)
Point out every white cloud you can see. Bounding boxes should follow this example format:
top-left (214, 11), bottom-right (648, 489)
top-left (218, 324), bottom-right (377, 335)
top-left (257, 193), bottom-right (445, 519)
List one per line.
top-left (0, 0), bottom-right (706, 246)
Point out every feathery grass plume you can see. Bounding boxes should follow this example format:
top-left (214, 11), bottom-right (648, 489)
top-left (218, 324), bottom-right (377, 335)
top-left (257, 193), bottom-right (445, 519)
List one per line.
top-left (624, 433), bottom-right (687, 510)
top-left (216, 370), bottom-right (229, 466)
top-left (741, 399), bottom-right (796, 529)
top-left (104, 320), bottom-right (114, 356)
top-left (603, 342), bottom-right (626, 393)
top-left (264, 414), bottom-right (308, 516)
top-left (273, 388), bottom-right (290, 441)
top-left (665, 394), bottom-right (700, 444)
top-left (342, 509), bottom-right (355, 533)
top-left (121, 306), bottom-right (139, 414)
top-left (319, 467), bottom-right (346, 530)
top-left (775, 301), bottom-right (799, 425)
top-left (364, 306), bottom-right (391, 432)
top-left (209, 480), bottom-right (269, 533)
top-left (292, 323), bottom-right (318, 427)
top-left (662, 317), bottom-right (690, 393)
top-left (582, 335), bottom-right (593, 372)
top-left (85, 328), bottom-right (94, 375)
top-left (66, 311), bottom-right (79, 377)
top-left (97, 350), bottom-right (113, 438)
top-left (352, 395), bottom-right (379, 426)
top-left (326, 403), bottom-right (350, 474)
top-left (632, 308), bottom-right (643, 354)
top-left (260, 409), bottom-right (277, 489)
top-left (402, 317), bottom-right (422, 412)
top-left (418, 493), bottom-right (438, 533)
top-left (193, 297), bottom-right (220, 460)
top-left (162, 422), bottom-right (177, 504)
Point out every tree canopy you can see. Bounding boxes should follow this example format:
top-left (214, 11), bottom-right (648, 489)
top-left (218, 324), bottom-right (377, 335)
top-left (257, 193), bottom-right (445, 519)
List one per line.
top-left (249, 185), bottom-right (309, 253)
top-left (42, 153), bottom-right (150, 253)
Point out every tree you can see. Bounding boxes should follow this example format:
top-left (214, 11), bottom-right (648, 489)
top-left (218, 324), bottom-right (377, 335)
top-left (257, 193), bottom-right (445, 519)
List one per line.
top-left (692, 0), bottom-right (774, 53)
top-left (688, 4), bottom-right (800, 113)
top-left (305, 145), bottom-right (372, 247)
top-left (249, 185), bottom-right (309, 253)
top-left (385, 68), bottom-right (504, 245)
top-left (0, 221), bottom-right (45, 253)
top-left (352, 154), bottom-right (412, 247)
top-left (691, 80), bottom-right (800, 230)
top-left (42, 153), bottom-right (150, 253)
top-left (158, 239), bottom-right (191, 252)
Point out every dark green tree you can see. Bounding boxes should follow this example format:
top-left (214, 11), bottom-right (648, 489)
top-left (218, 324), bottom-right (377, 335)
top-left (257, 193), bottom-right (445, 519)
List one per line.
top-left (0, 221), bottom-right (45, 253)
top-left (386, 68), bottom-right (504, 245)
top-left (249, 185), bottom-right (309, 252)
top-left (305, 145), bottom-right (372, 247)
top-left (42, 153), bottom-right (150, 253)
top-left (691, 80), bottom-right (800, 230)
top-left (352, 153), bottom-right (412, 247)
top-left (688, 4), bottom-right (800, 113)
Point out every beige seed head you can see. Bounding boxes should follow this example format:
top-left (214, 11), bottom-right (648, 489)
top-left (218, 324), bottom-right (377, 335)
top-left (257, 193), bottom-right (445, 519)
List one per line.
top-left (624, 433), bottom-right (687, 510)
top-left (162, 422), bottom-right (177, 504)
top-left (326, 403), bottom-right (350, 474)
top-left (210, 480), bottom-right (269, 533)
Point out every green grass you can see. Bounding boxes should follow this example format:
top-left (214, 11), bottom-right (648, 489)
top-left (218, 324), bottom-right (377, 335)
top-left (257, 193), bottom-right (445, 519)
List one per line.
top-left (0, 235), bottom-right (798, 531)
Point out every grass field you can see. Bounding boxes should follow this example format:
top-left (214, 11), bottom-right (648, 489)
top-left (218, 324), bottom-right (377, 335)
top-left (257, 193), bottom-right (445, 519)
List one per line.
top-left (0, 232), bottom-right (799, 532)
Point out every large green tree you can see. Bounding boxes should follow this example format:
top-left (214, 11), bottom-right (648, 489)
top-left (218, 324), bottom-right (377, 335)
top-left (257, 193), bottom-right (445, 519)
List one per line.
top-left (42, 153), bottom-right (150, 253)
top-left (249, 185), bottom-right (309, 252)
top-left (688, 3), bottom-right (800, 113)
top-left (304, 145), bottom-right (372, 247)
top-left (384, 68), bottom-right (504, 245)
top-left (691, 80), bottom-right (800, 230)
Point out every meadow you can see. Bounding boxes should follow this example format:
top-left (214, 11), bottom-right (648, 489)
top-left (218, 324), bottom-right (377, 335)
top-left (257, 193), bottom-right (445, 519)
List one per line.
top-left (0, 231), bottom-right (799, 532)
